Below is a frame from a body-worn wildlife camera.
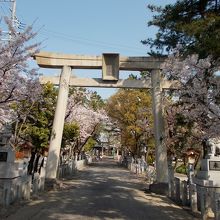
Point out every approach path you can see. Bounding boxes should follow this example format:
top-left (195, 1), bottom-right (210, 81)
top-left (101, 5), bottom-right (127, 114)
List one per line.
top-left (6, 157), bottom-right (197, 220)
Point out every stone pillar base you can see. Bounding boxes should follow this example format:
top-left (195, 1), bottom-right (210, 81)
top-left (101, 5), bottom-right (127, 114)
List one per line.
top-left (149, 182), bottom-right (169, 195)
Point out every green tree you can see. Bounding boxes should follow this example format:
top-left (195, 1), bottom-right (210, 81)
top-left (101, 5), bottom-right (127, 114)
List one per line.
top-left (11, 82), bottom-right (57, 175)
top-left (106, 89), bottom-right (153, 157)
top-left (62, 122), bottom-right (79, 147)
top-left (12, 82), bottom-right (57, 151)
top-left (88, 91), bottom-right (105, 111)
top-left (83, 137), bottom-right (97, 152)
top-left (142, 0), bottom-right (220, 59)
top-left (60, 122), bottom-right (80, 163)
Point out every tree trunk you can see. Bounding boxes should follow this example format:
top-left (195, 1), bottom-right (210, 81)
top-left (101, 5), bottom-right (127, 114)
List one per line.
top-left (27, 151), bottom-right (36, 175)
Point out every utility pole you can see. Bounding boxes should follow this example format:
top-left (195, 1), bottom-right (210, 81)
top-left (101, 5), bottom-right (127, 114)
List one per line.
top-left (11, 0), bottom-right (16, 28)
top-left (0, 0), bottom-right (17, 40)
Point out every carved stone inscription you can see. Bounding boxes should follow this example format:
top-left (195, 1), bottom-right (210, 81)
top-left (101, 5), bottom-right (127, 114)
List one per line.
top-left (0, 152), bottom-right (8, 162)
top-left (209, 161), bottom-right (220, 171)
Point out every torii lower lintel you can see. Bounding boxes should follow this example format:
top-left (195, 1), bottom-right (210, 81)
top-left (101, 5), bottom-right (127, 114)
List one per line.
top-left (39, 76), bottom-right (179, 89)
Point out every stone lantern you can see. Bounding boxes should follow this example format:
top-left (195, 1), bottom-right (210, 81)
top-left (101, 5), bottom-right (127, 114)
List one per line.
top-left (0, 124), bottom-right (14, 163)
top-left (0, 124), bottom-right (12, 148)
top-left (193, 139), bottom-right (220, 218)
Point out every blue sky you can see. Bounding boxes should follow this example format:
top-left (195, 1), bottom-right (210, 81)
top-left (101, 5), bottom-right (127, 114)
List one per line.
top-left (1, 0), bottom-right (176, 99)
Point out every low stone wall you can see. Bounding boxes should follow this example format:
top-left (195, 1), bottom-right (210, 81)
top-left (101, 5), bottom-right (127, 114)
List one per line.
top-left (123, 158), bottom-right (156, 182)
top-left (169, 177), bottom-right (189, 206)
top-left (32, 168), bottom-right (46, 194)
top-left (0, 155), bottom-right (87, 207)
top-left (0, 168), bottom-right (46, 206)
top-left (58, 159), bottom-right (87, 179)
top-left (0, 159), bottom-right (30, 206)
top-left (0, 175), bottom-right (31, 206)
top-left (123, 157), bottom-right (220, 219)
top-left (75, 159), bottom-right (86, 170)
top-left (169, 177), bottom-right (220, 219)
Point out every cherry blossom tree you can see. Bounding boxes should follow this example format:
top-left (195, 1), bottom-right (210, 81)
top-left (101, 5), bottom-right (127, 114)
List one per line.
top-left (66, 104), bottom-right (108, 151)
top-left (65, 90), bottom-right (109, 154)
top-left (162, 50), bottom-right (220, 157)
top-left (0, 17), bottom-right (40, 132)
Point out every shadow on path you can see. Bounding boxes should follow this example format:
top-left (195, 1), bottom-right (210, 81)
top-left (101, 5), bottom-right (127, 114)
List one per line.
top-left (5, 157), bottom-right (198, 220)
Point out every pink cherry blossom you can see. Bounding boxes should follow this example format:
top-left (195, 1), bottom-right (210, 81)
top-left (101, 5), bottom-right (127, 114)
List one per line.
top-left (162, 51), bottom-right (220, 151)
top-left (0, 17), bottom-right (40, 130)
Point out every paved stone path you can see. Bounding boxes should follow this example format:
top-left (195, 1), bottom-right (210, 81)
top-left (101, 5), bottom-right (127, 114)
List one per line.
top-left (5, 157), bottom-right (198, 220)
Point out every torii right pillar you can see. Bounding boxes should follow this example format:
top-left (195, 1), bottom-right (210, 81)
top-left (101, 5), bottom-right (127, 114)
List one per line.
top-left (151, 69), bottom-right (168, 189)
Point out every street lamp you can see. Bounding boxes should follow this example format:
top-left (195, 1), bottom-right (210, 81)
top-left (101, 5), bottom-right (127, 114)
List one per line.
top-left (185, 148), bottom-right (197, 184)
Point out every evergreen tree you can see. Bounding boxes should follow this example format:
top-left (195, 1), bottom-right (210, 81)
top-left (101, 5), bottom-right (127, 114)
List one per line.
top-left (12, 83), bottom-right (57, 150)
top-left (142, 0), bottom-right (220, 59)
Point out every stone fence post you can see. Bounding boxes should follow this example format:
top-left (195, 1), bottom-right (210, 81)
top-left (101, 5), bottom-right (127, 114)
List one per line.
top-left (189, 183), bottom-right (197, 213)
top-left (214, 192), bottom-right (220, 220)
top-left (175, 177), bottom-right (181, 204)
top-left (200, 187), bottom-right (213, 220)
top-left (181, 180), bottom-right (188, 206)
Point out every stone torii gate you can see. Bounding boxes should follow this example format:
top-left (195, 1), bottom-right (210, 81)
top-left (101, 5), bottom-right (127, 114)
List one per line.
top-left (34, 52), bottom-right (176, 184)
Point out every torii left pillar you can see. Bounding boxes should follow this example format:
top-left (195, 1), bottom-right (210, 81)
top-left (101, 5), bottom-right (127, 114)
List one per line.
top-left (45, 66), bottom-right (71, 179)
